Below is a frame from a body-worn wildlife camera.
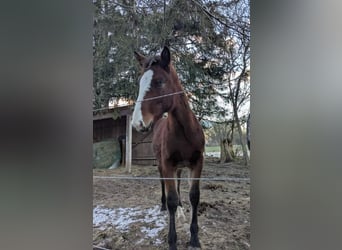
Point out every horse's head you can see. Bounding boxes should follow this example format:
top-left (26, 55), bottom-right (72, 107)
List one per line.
top-left (132, 46), bottom-right (178, 132)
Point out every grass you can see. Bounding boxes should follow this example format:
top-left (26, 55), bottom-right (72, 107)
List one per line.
top-left (205, 146), bottom-right (220, 152)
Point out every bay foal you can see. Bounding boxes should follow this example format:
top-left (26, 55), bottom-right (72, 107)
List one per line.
top-left (132, 47), bottom-right (205, 250)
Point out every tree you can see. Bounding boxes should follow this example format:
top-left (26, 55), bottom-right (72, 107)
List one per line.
top-left (188, 0), bottom-right (250, 164)
top-left (207, 121), bottom-right (235, 163)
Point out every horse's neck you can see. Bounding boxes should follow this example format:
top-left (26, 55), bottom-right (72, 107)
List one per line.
top-left (167, 67), bottom-right (202, 142)
top-left (169, 94), bottom-right (197, 137)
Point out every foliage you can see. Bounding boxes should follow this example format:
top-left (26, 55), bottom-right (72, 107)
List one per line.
top-left (93, 0), bottom-right (249, 113)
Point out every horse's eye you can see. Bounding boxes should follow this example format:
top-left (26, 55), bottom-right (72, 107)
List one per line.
top-left (155, 80), bottom-right (163, 86)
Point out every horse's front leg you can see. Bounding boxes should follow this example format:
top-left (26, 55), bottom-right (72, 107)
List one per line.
top-left (158, 164), bottom-right (167, 211)
top-left (164, 166), bottom-right (179, 250)
top-left (189, 158), bottom-right (203, 249)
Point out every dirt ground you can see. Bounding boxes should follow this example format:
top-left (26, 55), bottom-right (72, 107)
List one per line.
top-left (93, 157), bottom-right (250, 250)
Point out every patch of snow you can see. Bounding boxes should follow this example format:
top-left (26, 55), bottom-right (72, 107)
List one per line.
top-left (93, 205), bottom-right (167, 245)
top-left (136, 238), bottom-right (144, 245)
top-left (205, 151), bottom-right (220, 158)
top-left (154, 238), bottom-right (162, 245)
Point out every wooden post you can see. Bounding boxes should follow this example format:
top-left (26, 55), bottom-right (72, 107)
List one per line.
top-left (121, 138), bottom-right (126, 167)
top-left (125, 114), bottom-right (132, 173)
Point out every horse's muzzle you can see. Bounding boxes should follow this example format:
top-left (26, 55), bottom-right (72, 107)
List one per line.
top-left (133, 120), bottom-right (152, 133)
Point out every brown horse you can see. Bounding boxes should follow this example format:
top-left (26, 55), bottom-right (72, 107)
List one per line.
top-left (132, 47), bottom-right (205, 250)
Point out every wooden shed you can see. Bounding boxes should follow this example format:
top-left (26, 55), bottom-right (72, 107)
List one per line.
top-left (93, 105), bottom-right (156, 171)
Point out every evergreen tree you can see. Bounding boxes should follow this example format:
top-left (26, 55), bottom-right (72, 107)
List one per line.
top-left (93, 0), bottom-right (250, 163)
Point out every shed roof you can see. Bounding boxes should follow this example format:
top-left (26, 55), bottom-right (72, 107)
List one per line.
top-left (93, 104), bottom-right (133, 121)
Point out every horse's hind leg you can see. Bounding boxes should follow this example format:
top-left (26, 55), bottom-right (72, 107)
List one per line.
top-left (189, 162), bottom-right (203, 248)
top-left (158, 164), bottom-right (167, 211)
top-left (177, 169), bottom-right (182, 207)
top-left (176, 169), bottom-right (186, 222)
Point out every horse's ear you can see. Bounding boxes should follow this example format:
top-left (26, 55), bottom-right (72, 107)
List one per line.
top-left (160, 46), bottom-right (171, 69)
top-left (134, 51), bottom-right (146, 67)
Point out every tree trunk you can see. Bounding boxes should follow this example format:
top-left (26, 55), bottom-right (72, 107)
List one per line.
top-left (233, 106), bottom-right (249, 165)
top-left (220, 138), bottom-right (234, 163)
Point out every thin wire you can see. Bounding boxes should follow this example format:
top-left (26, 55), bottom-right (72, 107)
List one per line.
top-left (93, 175), bottom-right (250, 182)
top-left (92, 90), bottom-right (186, 113)
top-left (135, 90), bottom-right (185, 103)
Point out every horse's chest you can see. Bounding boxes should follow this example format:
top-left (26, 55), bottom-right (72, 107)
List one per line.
top-left (152, 121), bottom-right (203, 167)
top-left (166, 146), bottom-right (202, 167)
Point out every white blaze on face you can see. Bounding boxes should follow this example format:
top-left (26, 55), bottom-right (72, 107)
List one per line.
top-left (132, 69), bottom-right (154, 130)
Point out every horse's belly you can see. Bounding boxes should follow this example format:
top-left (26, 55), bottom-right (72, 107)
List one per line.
top-left (175, 160), bottom-right (190, 168)
top-left (166, 147), bottom-right (203, 168)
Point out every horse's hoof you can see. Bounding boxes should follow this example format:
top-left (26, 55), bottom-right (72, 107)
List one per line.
top-left (160, 205), bottom-right (167, 211)
top-left (169, 245), bottom-right (177, 250)
top-left (188, 240), bottom-right (201, 249)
